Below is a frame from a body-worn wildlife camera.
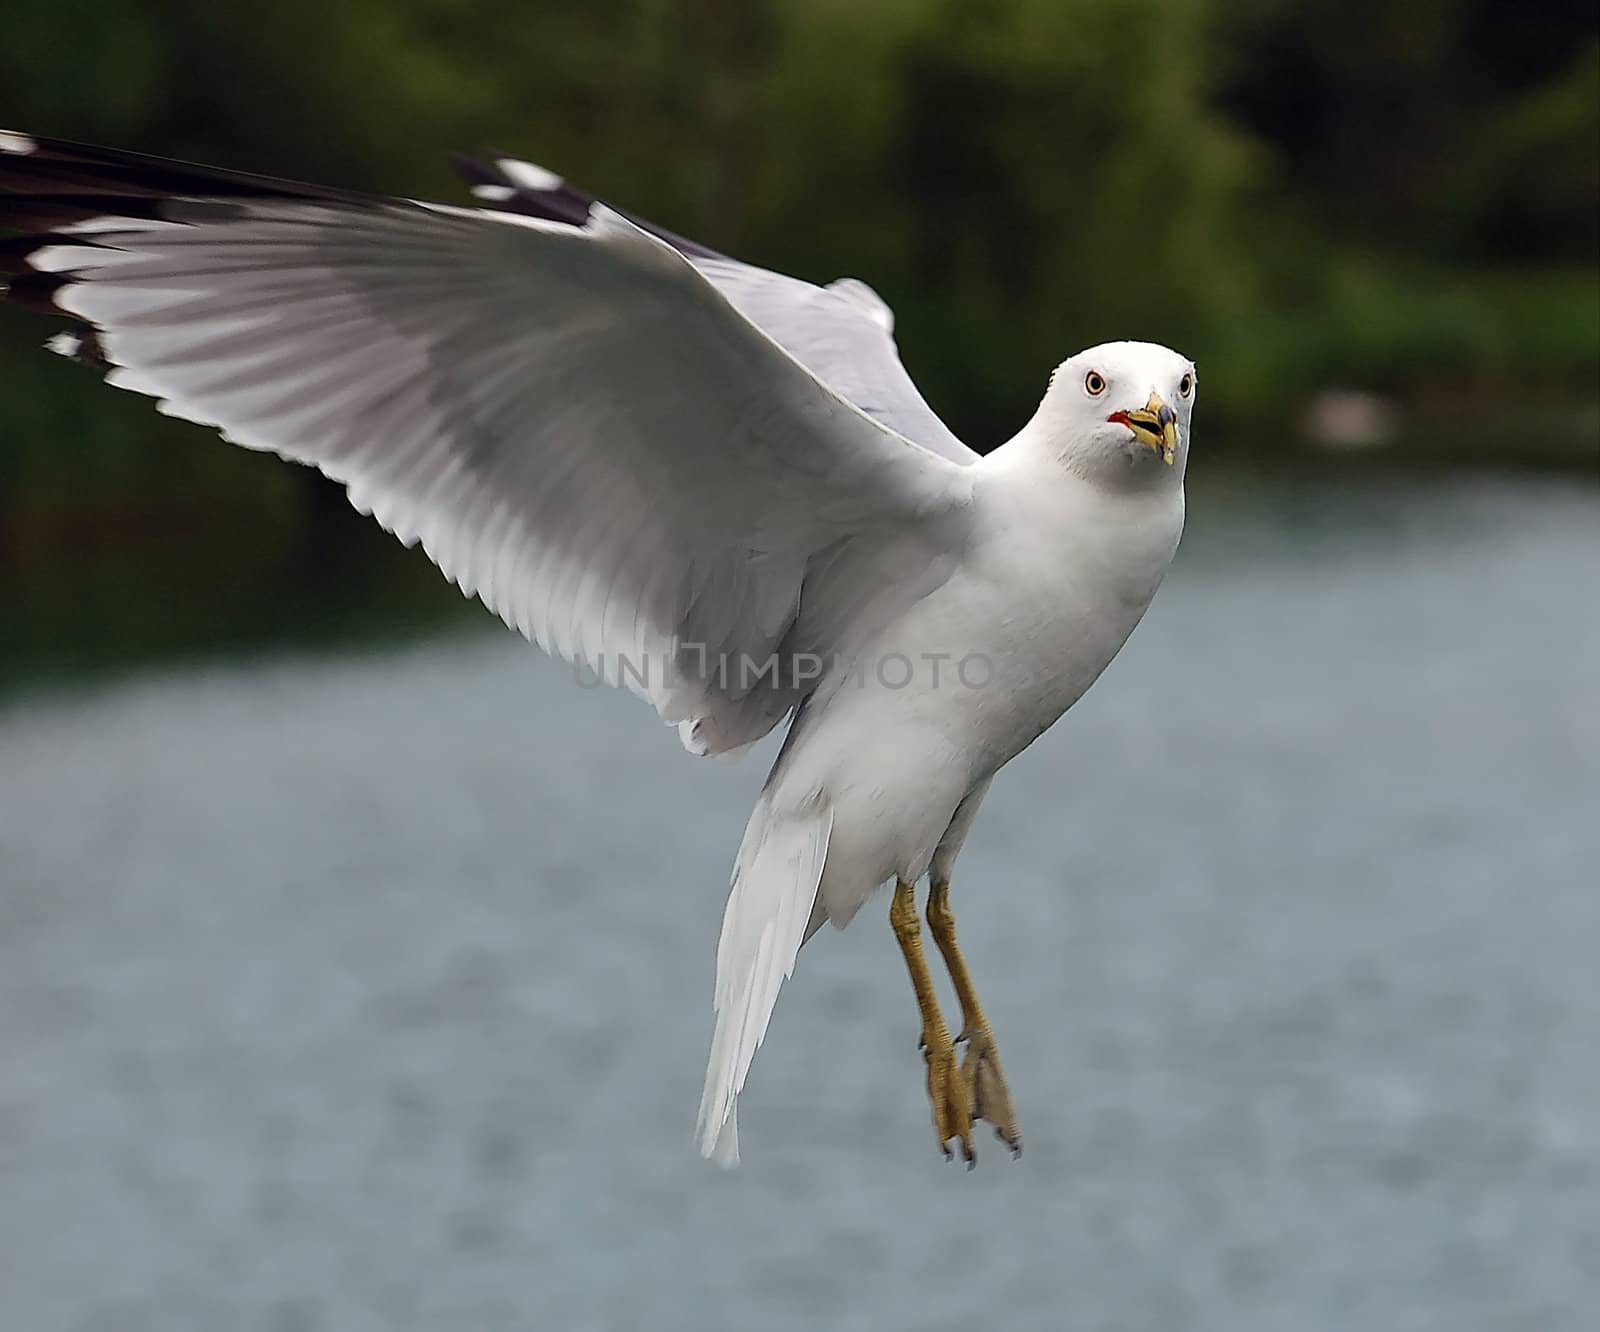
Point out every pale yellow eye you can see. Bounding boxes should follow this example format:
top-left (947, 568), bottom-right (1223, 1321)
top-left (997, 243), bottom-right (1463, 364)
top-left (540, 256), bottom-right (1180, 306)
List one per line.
top-left (1084, 370), bottom-right (1107, 396)
top-left (1179, 372), bottom-right (1194, 398)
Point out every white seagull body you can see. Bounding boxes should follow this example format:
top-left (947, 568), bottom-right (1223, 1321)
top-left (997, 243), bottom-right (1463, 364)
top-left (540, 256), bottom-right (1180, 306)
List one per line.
top-left (0, 131), bottom-right (1195, 1166)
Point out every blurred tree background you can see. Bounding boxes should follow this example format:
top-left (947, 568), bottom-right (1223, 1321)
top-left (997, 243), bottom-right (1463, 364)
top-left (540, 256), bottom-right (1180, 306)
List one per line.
top-left (1, 0), bottom-right (1596, 680)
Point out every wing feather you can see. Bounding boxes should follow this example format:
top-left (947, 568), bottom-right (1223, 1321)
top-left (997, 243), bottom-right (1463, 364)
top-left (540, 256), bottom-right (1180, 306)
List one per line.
top-left (454, 153), bottom-right (981, 466)
top-left (1, 134), bottom-right (973, 751)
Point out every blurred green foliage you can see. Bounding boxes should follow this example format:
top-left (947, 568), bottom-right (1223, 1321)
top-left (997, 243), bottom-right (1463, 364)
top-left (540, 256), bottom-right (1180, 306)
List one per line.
top-left (1, 0), bottom-right (1596, 678)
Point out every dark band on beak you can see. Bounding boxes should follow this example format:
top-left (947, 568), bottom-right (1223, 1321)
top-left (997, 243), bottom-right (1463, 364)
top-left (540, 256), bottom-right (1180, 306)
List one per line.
top-left (1106, 392), bottom-right (1179, 465)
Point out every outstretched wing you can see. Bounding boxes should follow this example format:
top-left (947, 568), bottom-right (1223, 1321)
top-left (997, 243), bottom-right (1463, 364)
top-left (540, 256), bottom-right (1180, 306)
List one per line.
top-left (456, 153), bottom-right (980, 466)
top-left (0, 132), bottom-right (972, 752)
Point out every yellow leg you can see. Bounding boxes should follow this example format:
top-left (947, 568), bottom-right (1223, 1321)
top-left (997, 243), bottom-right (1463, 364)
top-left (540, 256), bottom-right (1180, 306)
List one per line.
top-left (889, 879), bottom-right (973, 1164)
top-left (927, 879), bottom-right (1022, 1157)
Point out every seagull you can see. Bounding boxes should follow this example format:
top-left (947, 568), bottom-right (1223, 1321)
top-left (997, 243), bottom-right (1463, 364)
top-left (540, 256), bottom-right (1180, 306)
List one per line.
top-left (0, 129), bottom-right (1196, 1166)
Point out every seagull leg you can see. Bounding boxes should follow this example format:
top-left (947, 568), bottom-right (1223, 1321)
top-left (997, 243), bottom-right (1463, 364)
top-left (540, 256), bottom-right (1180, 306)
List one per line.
top-left (889, 879), bottom-right (973, 1164)
top-left (927, 879), bottom-right (1022, 1158)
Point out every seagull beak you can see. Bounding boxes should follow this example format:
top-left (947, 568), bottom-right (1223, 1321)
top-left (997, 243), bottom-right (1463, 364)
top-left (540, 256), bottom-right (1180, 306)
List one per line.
top-left (1108, 393), bottom-right (1178, 465)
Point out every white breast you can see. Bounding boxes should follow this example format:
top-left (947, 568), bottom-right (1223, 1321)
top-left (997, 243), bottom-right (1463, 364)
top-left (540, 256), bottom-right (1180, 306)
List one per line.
top-left (768, 457), bottom-right (1184, 913)
top-left (922, 460), bottom-right (1185, 771)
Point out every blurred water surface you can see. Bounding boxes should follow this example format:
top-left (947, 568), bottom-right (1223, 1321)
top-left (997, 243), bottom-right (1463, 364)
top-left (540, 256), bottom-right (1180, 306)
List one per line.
top-left (2, 474), bottom-right (1597, 1331)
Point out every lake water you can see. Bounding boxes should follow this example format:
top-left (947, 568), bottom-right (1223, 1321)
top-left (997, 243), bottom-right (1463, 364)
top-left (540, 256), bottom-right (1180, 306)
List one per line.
top-left (2, 473), bottom-right (1597, 1331)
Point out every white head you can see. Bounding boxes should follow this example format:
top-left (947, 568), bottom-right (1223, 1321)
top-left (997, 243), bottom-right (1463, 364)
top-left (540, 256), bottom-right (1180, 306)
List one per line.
top-left (1030, 341), bottom-right (1197, 481)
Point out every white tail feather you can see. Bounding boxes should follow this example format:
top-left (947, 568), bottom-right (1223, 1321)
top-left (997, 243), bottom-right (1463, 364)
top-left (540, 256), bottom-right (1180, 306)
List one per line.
top-left (696, 795), bottom-right (832, 1165)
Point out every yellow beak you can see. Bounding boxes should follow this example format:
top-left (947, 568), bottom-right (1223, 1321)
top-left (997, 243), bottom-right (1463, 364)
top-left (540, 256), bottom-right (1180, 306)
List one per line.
top-left (1112, 392), bottom-right (1179, 465)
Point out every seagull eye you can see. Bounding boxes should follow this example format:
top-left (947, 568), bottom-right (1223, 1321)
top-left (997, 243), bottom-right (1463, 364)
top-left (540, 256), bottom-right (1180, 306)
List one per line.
top-left (1178, 372), bottom-right (1193, 398)
top-left (1084, 371), bottom-right (1107, 397)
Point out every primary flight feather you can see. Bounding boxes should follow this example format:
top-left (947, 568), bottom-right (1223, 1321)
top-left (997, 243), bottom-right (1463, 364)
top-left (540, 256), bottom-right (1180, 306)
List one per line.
top-left (0, 130), bottom-right (1196, 1165)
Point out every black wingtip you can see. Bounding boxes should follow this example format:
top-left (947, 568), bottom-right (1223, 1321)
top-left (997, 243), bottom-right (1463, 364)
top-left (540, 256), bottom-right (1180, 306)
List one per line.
top-left (1, 269), bottom-right (74, 315)
top-left (44, 325), bottom-right (110, 368)
top-left (448, 151), bottom-right (504, 189)
top-left (449, 148), bottom-right (598, 231)
top-left (0, 129), bottom-right (417, 335)
top-left (0, 129), bottom-right (403, 225)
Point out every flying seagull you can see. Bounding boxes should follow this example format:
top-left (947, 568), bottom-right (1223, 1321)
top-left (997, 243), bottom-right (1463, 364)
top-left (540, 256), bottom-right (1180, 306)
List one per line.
top-left (0, 129), bottom-right (1196, 1166)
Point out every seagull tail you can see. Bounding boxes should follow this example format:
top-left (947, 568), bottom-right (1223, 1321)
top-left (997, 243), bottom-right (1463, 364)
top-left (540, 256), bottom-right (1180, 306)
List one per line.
top-left (696, 793), bottom-right (832, 1167)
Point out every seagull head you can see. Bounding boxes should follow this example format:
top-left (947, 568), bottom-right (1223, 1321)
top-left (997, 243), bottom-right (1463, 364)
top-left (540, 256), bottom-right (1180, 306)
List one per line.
top-left (1036, 341), bottom-right (1196, 479)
